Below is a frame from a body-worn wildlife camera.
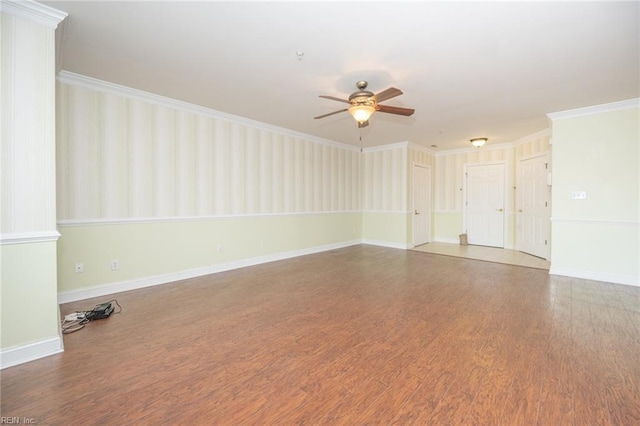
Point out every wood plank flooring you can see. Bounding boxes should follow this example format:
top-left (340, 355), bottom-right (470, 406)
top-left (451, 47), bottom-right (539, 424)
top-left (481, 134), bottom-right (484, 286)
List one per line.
top-left (2, 245), bottom-right (639, 424)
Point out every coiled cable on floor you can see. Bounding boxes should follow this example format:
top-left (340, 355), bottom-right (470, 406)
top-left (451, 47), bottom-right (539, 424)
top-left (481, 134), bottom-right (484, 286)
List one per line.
top-left (60, 299), bottom-right (122, 334)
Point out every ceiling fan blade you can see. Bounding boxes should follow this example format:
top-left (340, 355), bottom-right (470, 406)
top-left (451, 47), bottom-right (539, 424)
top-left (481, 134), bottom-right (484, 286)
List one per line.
top-left (314, 108), bottom-right (349, 119)
top-left (319, 95), bottom-right (350, 104)
top-left (377, 104), bottom-right (415, 116)
top-left (374, 87), bottom-right (403, 103)
top-left (358, 120), bottom-right (369, 128)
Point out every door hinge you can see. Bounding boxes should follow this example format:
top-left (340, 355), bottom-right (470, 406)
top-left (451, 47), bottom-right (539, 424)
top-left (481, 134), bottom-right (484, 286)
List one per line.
top-left (545, 163), bottom-right (548, 169)
top-left (545, 201), bottom-right (548, 207)
top-left (545, 240), bottom-right (548, 245)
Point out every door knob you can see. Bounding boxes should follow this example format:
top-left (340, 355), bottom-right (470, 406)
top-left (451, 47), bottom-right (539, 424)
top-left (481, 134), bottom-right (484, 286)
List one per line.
top-left (518, 209), bottom-right (523, 213)
top-left (496, 208), bottom-right (503, 212)
top-left (414, 210), bottom-right (420, 215)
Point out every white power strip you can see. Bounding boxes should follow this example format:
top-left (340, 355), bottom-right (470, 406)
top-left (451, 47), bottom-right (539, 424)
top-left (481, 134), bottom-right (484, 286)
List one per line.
top-left (64, 312), bottom-right (86, 321)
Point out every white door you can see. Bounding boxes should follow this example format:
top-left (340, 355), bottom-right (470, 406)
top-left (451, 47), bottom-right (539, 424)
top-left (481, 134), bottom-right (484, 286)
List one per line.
top-left (413, 164), bottom-right (431, 246)
top-left (518, 155), bottom-right (550, 259)
top-left (465, 163), bottom-right (505, 248)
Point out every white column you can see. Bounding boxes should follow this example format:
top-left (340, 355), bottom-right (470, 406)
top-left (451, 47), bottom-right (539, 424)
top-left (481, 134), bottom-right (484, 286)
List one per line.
top-left (0, 0), bottom-right (68, 368)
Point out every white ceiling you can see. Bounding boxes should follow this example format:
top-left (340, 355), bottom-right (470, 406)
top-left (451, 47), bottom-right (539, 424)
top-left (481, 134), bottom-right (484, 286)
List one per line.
top-left (45, 1), bottom-right (639, 150)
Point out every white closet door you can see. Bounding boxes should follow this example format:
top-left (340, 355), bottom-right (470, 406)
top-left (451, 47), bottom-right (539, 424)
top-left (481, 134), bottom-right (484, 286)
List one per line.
top-left (465, 163), bottom-right (505, 248)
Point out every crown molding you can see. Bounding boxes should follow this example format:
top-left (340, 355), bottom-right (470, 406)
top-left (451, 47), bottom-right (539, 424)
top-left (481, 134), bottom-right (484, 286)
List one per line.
top-left (433, 140), bottom-right (515, 156)
top-left (547, 98), bottom-right (640, 121)
top-left (56, 70), bottom-right (360, 153)
top-left (407, 141), bottom-right (436, 155)
top-left (361, 140), bottom-right (437, 155)
top-left (0, 0), bottom-right (67, 29)
top-left (512, 128), bottom-right (550, 145)
top-left (362, 141), bottom-right (410, 153)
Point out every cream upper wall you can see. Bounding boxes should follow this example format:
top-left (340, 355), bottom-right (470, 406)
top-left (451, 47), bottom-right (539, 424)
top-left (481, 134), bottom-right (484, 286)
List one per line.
top-left (361, 144), bottom-right (407, 212)
top-left (549, 102), bottom-right (639, 285)
top-left (57, 79), bottom-right (362, 222)
top-left (551, 106), bottom-right (639, 222)
top-left (361, 143), bottom-right (434, 214)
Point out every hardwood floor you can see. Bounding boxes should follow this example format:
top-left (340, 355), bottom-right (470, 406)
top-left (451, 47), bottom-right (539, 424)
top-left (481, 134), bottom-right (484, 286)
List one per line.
top-left (2, 245), bottom-right (639, 424)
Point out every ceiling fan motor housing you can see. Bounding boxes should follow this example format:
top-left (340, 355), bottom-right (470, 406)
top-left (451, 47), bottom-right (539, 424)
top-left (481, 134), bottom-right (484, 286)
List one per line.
top-left (349, 80), bottom-right (375, 106)
top-left (349, 85), bottom-right (376, 110)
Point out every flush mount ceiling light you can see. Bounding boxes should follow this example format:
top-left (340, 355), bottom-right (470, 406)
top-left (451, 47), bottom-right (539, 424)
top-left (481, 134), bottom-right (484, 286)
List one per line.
top-left (470, 137), bottom-right (488, 148)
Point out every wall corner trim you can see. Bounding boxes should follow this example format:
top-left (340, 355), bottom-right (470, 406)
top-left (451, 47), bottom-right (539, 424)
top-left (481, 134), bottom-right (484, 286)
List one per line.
top-left (0, 0), bottom-right (68, 29)
top-left (0, 336), bottom-right (64, 369)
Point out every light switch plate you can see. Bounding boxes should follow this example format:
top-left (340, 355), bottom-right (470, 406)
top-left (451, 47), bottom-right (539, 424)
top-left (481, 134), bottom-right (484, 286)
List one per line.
top-left (571, 191), bottom-right (587, 200)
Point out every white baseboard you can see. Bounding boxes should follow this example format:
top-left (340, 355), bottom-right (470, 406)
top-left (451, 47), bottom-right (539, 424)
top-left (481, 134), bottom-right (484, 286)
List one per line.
top-left (549, 266), bottom-right (639, 287)
top-left (58, 240), bottom-right (362, 304)
top-left (1, 336), bottom-right (63, 370)
top-left (362, 239), bottom-right (409, 250)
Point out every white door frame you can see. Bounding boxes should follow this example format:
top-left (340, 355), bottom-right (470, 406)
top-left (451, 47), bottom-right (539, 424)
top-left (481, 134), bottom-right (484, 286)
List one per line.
top-left (412, 163), bottom-right (431, 247)
top-left (462, 161), bottom-right (507, 248)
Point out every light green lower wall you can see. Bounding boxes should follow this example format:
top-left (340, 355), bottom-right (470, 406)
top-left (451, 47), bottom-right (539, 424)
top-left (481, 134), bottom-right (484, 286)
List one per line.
top-left (361, 212), bottom-right (410, 247)
top-left (57, 212), bottom-right (361, 293)
top-left (433, 212), bottom-right (463, 242)
top-left (551, 221), bottom-right (639, 285)
top-left (1, 241), bottom-right (60, 349)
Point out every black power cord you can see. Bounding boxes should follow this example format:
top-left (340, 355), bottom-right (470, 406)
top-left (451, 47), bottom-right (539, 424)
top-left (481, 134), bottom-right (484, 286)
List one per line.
top-left (61, 299), bottom-right (122, 334)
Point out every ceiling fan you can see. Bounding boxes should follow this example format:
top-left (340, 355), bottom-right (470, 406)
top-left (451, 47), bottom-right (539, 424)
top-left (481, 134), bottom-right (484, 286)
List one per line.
top-left (314, 80), bottom-right (415, 128)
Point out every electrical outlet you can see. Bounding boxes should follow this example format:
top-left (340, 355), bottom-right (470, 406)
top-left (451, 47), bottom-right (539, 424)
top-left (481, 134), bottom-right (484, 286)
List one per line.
top-left (75, 262), bottom-right (84, 273)
top-left (110, 259), bottom-right (120, 271)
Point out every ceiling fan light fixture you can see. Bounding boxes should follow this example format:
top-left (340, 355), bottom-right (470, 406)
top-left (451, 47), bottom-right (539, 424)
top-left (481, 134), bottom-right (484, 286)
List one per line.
top-left (470, 137), bottom-right (488, 148)
top-left (348, 104), bottom-right (376, 123)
